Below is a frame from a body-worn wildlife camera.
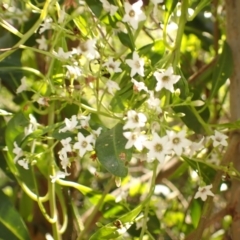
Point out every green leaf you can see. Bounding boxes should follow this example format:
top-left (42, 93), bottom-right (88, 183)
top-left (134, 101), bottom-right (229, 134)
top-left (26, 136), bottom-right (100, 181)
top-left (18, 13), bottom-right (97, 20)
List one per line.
top-left (85, 0), bottom-right (103, 18)
top-left (210, 41), bottom-right (233, 99)
top-left (89, 205), bottom-right (142, 240)
top-left (0, 190), bottom-right (31, 240)
top-left (190, 200), bottom-right (201, 228)
top-left (164, 0), bottom-right (178, 23)
top-left (138, 40), bottom-right (165, 66)
top-left (117, 32), bottom-right (134, 51)
top-left (95, 123), bottom-right (131, 177)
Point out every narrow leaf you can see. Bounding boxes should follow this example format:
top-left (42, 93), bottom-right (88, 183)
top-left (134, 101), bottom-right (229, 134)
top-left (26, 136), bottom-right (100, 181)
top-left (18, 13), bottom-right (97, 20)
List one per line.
top-left (0, 190), bottom-right (31, 240)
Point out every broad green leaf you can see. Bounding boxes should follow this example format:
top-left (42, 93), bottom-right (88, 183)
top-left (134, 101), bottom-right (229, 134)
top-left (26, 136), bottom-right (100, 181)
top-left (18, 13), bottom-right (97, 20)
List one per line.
top-left (210, 41), bottom-right (233, 99)
top-left (183, 156), bottom-right (216, 183)
top-left (95, 123), bottom-right (131, 177)
top-left (190, 200), bottom-right (201, 228)
top-left (173, 104), bottom-right (210, 133)
top-left (89, 205), bottom-right (142, 240)
top-left (138, 40), bottom-right (165, 66)
top-left (73, 16), bottom-right (88, 36)
top-left (117, 32), bottom-right (134, 51)
top-left (0, 190), bottom-right (31, 240)
top-left (85, 0), bottom-right (103, 18)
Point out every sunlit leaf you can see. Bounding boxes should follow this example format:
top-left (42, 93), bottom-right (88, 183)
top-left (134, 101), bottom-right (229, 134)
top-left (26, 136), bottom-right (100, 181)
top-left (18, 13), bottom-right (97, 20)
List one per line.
top-left (95, 123), bottom-right (131, 177)
top-left (89, 205), bottom-right (142, 240)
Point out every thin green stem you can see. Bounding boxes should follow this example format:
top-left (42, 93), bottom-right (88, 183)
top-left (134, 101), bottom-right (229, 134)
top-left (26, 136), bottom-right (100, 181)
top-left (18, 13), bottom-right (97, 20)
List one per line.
top-left (172, 0), bottom-right (189, 70)
top-left (76, 179), bottom-right (114, 240)
top-left (0, 0), bottom-right (55, 61)
top-left (139, 160), bottom-right (158, 239)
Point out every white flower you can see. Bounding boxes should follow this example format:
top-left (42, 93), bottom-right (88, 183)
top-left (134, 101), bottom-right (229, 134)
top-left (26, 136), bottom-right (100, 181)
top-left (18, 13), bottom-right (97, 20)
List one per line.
top-left (106, 80), bottom-right (120, 95)
top-left (36, 35), bottom-right (48, 50)
top-left (103, 57), bottom-right (122, 74)
top-left (72, 39), bottom-right (99, 60)
top-left (73, 132), bottom-right (93, 157)
top-left (100, 0), bottom-right (118, 16)
top-left (64, 64), bottom-right (81, 79)
top-left (59, 115), bottom-right (79, 133)
top-left (59, 149), bottom-right (70, 172)
top-left (58, 8), bottom-right (66, 23)
top-left (147, 91), bottom-right (162, 114)
top-left (60, 137), bottom-right (72, 152)
top-left (17, 158), bottom-right (29, 170)
top-left (123, 130), bottom-right (147, 151)
top-left (91, 127), bottom-right (103, 145)
top-left (188, 137), bottom-right (205, 157)
top-left (16, 76), bottom-right (29, 94)
top-left (143, 133), bottom-right (171, 163)
top-left (53, 47), bottom-right (72, 60)
top-left (131, 78), bottom-right (148, 92)
top-left (126, 51), bottom-right (145, 77)
top-left (39, 17), bottom-right (53, 34)
top-left (208, 152), bottom-right (220, 165)
top-left (122, 0), bottom-right (146, 29)
top-left (194, 184), bottom-right (214, 201)
top-left (167, 130), bottom-right (191, 156)
top-left (154, 66), bottom-right (181, 92)
top-left (136, 217), bottom-right (149, 230)
top-left (13, 141), bottom-right (23, 163)
top-left (50, 171), bottom-right (70, 183)
top-left (123, 110), bottom-right (147, 130)
top-left (24, 114), bottom-right (39, 136)
top-left (209, 130), bottom-right (228, 147)
top-left (79, 114), bottom-right (91, 128)
top-left (37, 97), bottom-right (49, 106)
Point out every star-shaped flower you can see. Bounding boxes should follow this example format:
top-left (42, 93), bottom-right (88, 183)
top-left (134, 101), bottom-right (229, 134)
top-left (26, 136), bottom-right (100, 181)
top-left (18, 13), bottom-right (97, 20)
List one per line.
top-left (59, 115), bottom-right (79, 133)
top-left (194, 184), bottom-right (214, 201)
top-left (36, 35), bottom-right (48, 50)
top-left (100, 0), bottom-right (118, 16)
top-left (147, 91), bottom-right (162, 114)
top-left (72, 39), bottom-right (99, 60)
top-left (167, 130), bottom-right (191, 156)
top-left (106, 80), bottom-right (120, 95)
top-left (123, 129), bottom-right (147, 151)
top-left (123, 110), bottom-right (147, 130)
top-left (64, 64), bottom-right (81, 79)
top-left (122, 0), bottom-right (146, 30)
top-left (103, 57), bottom-right (122, 74)
top-left (16, 76), bottom-right (29, 94)
top-left (73, 132), bottom-right (93, 157)
top-left (13, 141), bottom-right (23, 163)
top-left (143, 133), bottom-right (171, 163)
top-left (126, 51), bottom-right (144, 77)
top-left (53, 47), bottom-right (72, 60)
top-left (60, 137), bottom-right (72, 153)
top-left (209, 130), bottom-right (228, 147)
top-left (39, 17), bottom-right (53, 34)
top-left (154, 66), bottom-right (181, 92)
top-left (50, 171), bottom-right (70, 183)
top-left (18, 158), bottom-right (29, 170)
top-left (131, 78), bottom-right (148, 92)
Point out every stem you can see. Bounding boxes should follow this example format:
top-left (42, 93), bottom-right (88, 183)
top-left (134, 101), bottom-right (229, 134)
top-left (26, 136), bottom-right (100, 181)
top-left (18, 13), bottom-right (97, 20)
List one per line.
top-left (172, 0), bottom-right (189, 70)
top-left (76, 179), bottom-right (114, 240)
top-left (0, 0), bottom-right (55, 61)
top-left (188, 133), bottom-right (240, 240)
top-left (48, 102), bottom-right (62, 240)
top-left (139, 160), bottom-right (158, 239)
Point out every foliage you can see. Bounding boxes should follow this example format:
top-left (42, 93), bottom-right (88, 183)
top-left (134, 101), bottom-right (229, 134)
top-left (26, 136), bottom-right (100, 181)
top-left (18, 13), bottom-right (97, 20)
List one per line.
top-left (0, 0), bottom-right (236, 240)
